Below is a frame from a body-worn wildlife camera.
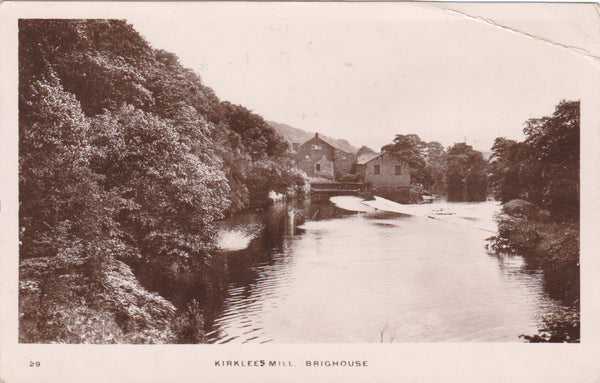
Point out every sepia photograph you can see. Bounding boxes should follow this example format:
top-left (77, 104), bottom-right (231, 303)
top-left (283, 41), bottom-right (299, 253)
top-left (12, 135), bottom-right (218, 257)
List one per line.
top-left (2, 1), bottom-right (600, 382)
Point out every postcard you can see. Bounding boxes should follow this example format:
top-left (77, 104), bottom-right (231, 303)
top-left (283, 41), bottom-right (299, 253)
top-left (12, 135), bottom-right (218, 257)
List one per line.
top-left (1, 2), bottom-right (599, 382)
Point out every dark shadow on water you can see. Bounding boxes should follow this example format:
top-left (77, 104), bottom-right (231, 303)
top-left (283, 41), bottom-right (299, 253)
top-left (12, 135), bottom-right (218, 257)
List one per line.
top-left (488, 250), bottom-right (579, 342)
top-left (372, 222), bottom-right (397, 228)
top-left (203, 200), bottom-right (356, 340)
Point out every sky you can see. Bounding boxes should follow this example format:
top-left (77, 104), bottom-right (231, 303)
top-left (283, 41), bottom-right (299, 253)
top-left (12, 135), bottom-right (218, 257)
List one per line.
top-left (128, 2), bottom-right (599, 152)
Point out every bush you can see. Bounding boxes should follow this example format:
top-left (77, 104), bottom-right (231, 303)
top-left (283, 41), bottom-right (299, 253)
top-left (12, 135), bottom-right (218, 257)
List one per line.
top-left (520, 311), bottom-right (580, 343)
top-left (172, 300), bottom-right (205, 344)
top-left (487, 215), bottom-right (580, 307)
top-left (545, 226), bottom-right (579, 271)
top-left (487, 216), bottom-right (541, 256)
top-left (502, 199), bottom-right (538, 219)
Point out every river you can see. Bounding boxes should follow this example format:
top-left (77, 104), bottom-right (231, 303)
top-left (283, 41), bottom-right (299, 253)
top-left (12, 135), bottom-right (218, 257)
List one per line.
top-left (204, 196), bottom-right (576, 343)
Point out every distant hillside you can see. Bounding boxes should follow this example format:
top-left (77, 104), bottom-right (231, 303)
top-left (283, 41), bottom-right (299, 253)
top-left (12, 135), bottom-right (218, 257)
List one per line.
top-left (268, 121), bottom-right (358, 154)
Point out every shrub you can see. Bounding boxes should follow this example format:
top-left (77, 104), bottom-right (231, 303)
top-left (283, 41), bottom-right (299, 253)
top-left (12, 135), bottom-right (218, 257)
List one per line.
top-left (487, 216), bottom-right (541, 255)
top-left (172, 300), bottom-right (205, 344)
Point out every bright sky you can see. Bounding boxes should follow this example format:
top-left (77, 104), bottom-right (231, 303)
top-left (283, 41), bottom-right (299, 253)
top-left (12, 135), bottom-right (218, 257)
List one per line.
top-left (128, 2), bottom-right (599, 152)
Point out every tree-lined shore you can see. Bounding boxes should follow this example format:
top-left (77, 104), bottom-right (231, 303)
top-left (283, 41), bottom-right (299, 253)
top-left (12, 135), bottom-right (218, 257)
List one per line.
top-left (487, 101), bottom-right (580, 342)
top-left (19, 19), bottom-right (303, 343)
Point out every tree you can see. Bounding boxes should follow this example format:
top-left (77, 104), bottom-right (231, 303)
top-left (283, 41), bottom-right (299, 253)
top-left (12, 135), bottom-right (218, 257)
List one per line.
top-left (381, 134), bottom-right (427, 189)
top-left (19, 76), bottom-right (109, 259)
top-left (523, 100), bottom-right (579, 220)
top-left (219, 102), bottom-right (290, 159)
top-left (423, 141), bottom-right (447, 194)
top-left (18, 78), bottom-right (176, 344)
top-left (488, 137), bottom-right (527, 202)
top-left (488, 100), bottom-right (579, 221)
top-left (380, 134), bottom-right (451, 195)
top-left (89, 105), bottom-right (230, 256)
top-left (445, 143), bottom-right (488, 201)
top-left (382, 134), bottom-right (426, 170)
top-left (217, 102), bottom-right (302, 211)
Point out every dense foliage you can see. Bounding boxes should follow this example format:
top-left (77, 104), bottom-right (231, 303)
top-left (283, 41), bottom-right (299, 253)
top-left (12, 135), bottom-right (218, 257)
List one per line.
top-left (381, 134), bottom-right (487, 200)
top-left (382, 134), bottom-right (427, 171)
top-left (445, 143), bottom-right (488, 202)
top-left (489, 101), bottom-right (580, 221)
top-left (19, 19), bottom-right (302, 343)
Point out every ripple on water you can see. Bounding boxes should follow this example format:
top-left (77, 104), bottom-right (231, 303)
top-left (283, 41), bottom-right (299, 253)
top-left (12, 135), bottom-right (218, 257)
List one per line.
top-left (207, 199), bottom-right (575, 343)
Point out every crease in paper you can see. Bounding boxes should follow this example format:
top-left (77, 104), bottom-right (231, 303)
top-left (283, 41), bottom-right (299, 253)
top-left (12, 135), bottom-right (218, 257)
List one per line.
top-left (437, 5), bottom-right (600, 63)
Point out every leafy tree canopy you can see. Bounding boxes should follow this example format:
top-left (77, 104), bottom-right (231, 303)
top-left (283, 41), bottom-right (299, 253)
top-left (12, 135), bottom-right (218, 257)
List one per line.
top-left (445, 143), bottom-right (488, 202)
top-left (18, 18), bottom-right (303, 343)
top-left (489, 100), bottom-right (579, 220)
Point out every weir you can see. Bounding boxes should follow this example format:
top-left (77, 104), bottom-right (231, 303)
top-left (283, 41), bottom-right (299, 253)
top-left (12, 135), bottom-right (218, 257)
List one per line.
top-left (309, 181), bottom-right (368, 201)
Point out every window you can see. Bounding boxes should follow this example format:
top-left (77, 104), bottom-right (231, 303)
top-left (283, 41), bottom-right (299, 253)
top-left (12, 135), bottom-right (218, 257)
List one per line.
top-left (315, 163), bottom-right (321, 171)
top-left (312, 144), bottom-right (322, 151)
top-left (305, 155), bottom-right (310, 160)
top-left (395, 165), bottom-right (402, 175)
top-left (374, 164), bottom-right (380, 175)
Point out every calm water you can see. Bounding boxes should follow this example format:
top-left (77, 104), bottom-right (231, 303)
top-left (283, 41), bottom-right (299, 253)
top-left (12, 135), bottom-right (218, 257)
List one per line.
top-left (205, 197), bottom-right (575, 343)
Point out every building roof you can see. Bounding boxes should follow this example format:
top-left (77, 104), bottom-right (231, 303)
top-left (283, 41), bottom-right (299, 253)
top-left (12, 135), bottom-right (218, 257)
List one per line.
top-left (301, 133), bottom-right (354, 156)
top-left (321, 137), bottom-right (343, 151)
top-left (357, 152), bottom-right (383, 165)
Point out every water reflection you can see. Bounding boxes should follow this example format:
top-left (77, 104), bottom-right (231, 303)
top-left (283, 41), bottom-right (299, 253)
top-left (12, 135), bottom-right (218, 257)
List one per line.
top-left (206, 198), bottom-right (576, 343)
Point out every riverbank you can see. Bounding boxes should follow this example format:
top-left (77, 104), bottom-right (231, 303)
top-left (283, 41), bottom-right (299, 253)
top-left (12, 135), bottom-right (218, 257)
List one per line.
top-left (487, 212), bottom-right (579, 342)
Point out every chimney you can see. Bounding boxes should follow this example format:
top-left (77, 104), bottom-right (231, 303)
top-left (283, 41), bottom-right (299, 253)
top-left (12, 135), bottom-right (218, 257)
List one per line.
top-left (315, 132), bottom-right (319, 139)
